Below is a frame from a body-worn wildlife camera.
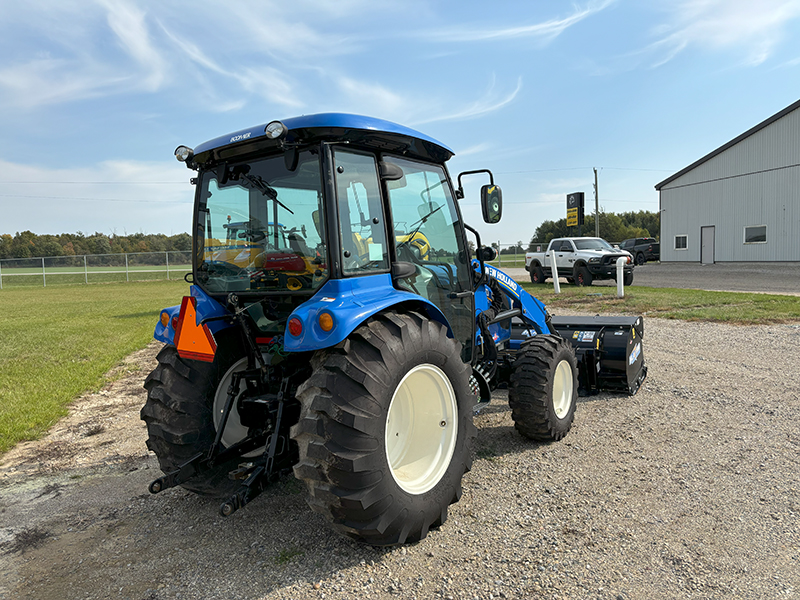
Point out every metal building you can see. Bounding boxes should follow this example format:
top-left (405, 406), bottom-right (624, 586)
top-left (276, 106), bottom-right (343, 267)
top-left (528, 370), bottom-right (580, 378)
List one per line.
top-left (655, 99), bottom-right (800, 263)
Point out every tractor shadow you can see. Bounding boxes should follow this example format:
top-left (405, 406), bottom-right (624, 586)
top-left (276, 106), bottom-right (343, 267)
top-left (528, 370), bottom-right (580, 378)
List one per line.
top-left (471, 388), bottom-right (618, 462)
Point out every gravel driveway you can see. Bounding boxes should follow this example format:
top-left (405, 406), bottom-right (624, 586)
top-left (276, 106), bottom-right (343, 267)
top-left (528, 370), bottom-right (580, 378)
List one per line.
top-left (2, 314), bottom-right (799, 600)
top-left (500, 262), bottom-right (800, 295)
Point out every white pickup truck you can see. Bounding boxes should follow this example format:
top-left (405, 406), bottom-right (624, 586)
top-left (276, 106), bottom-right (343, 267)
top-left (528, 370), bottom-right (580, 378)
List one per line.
top-left (525, 237), bottom-right (634, 286)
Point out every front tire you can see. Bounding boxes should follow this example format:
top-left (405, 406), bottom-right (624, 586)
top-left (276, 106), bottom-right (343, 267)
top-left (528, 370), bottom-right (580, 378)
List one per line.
top-left (574, 265), bottom-right (593, 286)
top-left (508, 335), bottom-right (578, 441)
top-left (623, 270), bottom-right (634, 286)
top-left (290, 311), bottom-right (476, 546)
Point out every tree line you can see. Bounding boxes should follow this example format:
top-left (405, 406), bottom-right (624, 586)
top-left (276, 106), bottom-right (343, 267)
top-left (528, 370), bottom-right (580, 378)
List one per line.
top-left (0, 231), bottom-right (191, 260)
top-left (528, 210), bottom-right (659, 249)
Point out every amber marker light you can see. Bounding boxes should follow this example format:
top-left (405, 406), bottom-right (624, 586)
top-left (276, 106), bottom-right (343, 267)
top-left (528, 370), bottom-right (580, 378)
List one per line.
top-left (319, 312), bottom-right (334, 332)
top-left (160, 312), bottom-right (170, 328)
top-left (288, 317), bottom-right (303, 337)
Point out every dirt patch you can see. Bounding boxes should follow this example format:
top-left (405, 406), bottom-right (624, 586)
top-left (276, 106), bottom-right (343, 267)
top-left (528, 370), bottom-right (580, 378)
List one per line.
top-left (0, 342), bottom-right (159, 479)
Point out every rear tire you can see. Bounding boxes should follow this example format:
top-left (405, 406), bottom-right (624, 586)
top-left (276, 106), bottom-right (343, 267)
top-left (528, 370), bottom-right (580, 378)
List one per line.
top-left (508, 335), bottom-right (578, 441)
top-left (636, 252), bottom-right (645, 265)
top-left (574, 265), bottom-right (593, 287)
top-left (291, 311), bottom-right (475, 546)
top-left (530, 265), bottom-right (546, 284)
top-left (141, 331), bottom-right (255, 498)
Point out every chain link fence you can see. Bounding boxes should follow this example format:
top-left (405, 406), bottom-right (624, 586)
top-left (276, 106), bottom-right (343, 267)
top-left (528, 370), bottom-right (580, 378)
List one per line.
top-left (0, 251), bottom-right (192, 289)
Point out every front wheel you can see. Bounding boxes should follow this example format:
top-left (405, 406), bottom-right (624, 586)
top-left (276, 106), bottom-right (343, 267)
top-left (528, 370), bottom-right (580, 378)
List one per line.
top-left (574, 265), bottom-right (593, 286)
top-left (291, 311), bottom-right (476, 546)
top-left (508, 335), bottom-right (578, 441)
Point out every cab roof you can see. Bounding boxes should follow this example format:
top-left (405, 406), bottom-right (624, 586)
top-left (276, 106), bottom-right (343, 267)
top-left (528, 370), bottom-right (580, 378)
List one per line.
top-left (191, 113), bottom-right (454, 165)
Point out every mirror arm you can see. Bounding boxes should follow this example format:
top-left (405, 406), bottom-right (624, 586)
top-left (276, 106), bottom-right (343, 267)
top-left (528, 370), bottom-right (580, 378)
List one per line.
top-left (456, 169), bottom-right (494, 200)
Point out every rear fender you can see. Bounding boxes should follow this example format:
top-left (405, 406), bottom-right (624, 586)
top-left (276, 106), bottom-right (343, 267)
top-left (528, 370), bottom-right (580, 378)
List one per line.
top-left (153, 285), bottom-right (231, 345)
top-left (283, 273), bottom-right (450, 353)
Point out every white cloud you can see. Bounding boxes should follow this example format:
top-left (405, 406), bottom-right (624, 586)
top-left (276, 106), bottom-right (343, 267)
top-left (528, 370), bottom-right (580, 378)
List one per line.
top-left (102, 0), bottom-right (167, 91)
top-left (645, 0), bottom-right (800, 67)
top-left (432, 1), bottom-right (616, 45)
top-left (413, 78), bottom-right (523, 125)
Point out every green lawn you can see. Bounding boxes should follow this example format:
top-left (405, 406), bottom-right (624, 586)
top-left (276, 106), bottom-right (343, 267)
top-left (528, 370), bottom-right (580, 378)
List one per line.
top-left (0, 264), bottom-right (192, 288)
top-left (0, 280), bottom-right (187, 454)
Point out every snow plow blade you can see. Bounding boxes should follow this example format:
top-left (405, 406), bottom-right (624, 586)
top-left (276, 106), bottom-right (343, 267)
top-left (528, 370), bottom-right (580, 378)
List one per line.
top-left (547, 315), bottom-right (646, 396)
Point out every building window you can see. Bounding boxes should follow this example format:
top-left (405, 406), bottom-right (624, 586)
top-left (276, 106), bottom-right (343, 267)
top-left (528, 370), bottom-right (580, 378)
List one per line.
top-left (744, 225), bottom-right (767, 244)
top-left (674, 235), bottom-right (687, 250)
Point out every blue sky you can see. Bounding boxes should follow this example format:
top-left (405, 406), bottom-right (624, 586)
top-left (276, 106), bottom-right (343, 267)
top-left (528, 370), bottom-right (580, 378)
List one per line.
top-left (2, 0), bottom-right (800, 246)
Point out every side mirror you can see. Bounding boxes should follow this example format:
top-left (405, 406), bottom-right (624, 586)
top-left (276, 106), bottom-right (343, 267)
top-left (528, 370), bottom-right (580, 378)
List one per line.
top-left (477, 246), bottom-right (497, 262)
top-left (481, 185), bottom-right (502, 224)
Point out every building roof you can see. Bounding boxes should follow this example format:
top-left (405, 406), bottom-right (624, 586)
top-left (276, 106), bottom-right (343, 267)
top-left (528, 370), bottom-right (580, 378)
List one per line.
top-left (655, 98), bottom-right (800, 190)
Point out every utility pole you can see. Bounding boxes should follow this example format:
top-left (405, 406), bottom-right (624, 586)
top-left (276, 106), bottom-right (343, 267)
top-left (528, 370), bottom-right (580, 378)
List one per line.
top-left (593, 168), bottom-right (599, 237)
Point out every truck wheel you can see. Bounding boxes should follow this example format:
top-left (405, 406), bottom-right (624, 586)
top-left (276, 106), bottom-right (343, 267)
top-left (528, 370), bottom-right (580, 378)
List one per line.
top-left (574, 265), bottom-right (593, 286)
top-left (624, 271), bottom-right (634, 286)
top-left (508, 335), bottom-right (578, 441)
top-left (530, 265), bottom-right (546, 284)
top-left (291, 311), bottom-right (476, 546)
top-left (141, 331), bottom-right (255, 498)
top-left (635, 252), bottom-right (645, 265)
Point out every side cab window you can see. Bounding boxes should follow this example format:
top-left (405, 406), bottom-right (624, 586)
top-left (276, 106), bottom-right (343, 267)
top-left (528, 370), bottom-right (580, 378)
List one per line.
top-left (333, 150), bottom-right (390, 275)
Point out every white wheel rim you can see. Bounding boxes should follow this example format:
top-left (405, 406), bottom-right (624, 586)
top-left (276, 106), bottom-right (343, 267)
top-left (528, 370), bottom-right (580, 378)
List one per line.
top-left (552, 360), bottom-right (574, 419)
top-left (213, 358), bottom-right (266, 457)
top-left (385, 364), bottom-right (458, 495)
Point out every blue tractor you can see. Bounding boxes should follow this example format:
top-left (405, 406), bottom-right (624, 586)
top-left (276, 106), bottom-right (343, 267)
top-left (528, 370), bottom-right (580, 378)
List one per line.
top-left (142, 114), bottom-right (647, 546)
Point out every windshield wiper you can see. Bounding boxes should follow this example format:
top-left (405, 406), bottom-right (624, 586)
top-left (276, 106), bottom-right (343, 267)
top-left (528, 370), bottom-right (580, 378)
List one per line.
top-left (396, 203), bottom-right (443, 253)
top-left (240, 173), bottom-right (295, 215)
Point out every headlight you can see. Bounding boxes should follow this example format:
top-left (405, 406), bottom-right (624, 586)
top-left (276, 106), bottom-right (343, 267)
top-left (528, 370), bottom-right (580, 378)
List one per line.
top-left (588, 257), bottom-right (600, 263)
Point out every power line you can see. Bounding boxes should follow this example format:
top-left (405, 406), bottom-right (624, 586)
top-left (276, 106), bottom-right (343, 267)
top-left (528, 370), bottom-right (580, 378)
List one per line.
top-left (2, 181), bottom-right (187, 184)
top-left (495, 166), bottom-right (676, 175)
top-left (0, 194), bottom-right (189, 203)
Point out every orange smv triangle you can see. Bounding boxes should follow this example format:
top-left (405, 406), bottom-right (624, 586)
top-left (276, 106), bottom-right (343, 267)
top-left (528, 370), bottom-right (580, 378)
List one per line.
top-left (174, 296), bottom-right (218, 362)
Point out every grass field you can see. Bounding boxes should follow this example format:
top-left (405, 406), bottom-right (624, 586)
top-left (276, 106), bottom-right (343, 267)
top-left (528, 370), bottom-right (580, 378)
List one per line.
top-left (0, 279), bottom-right (187, 454)
top-left (1, 277), bottom-right (798, 457)
top-left (0, 264), bottom-right (192, 288)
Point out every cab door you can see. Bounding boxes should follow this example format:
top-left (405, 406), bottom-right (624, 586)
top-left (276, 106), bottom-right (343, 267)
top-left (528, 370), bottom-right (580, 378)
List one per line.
top-left (382, 156), bottom-right (474, 360)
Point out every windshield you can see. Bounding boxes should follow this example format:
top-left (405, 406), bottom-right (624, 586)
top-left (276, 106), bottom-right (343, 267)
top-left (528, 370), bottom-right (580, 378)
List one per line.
top-left (573, 238), bottom-right (614, 251)
top-left (194, 150), bottom-right (327, 294)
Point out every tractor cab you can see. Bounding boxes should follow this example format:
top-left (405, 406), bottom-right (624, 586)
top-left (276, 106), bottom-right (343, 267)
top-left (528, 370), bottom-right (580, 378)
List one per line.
top-left (177, 114), bottom-right (500, 361)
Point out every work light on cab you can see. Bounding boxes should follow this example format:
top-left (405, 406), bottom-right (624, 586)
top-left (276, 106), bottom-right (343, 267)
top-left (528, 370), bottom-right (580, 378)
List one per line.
top-left (174, 145), bottom-right (194, 162)
top-left (265, 121), bottom-right (287, 140)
